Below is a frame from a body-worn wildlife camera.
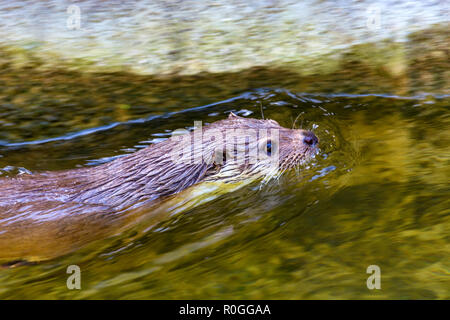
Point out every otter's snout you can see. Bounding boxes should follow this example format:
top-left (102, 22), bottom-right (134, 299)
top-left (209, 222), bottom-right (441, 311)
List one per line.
top-left (302, 131), bottom-right (319, 147)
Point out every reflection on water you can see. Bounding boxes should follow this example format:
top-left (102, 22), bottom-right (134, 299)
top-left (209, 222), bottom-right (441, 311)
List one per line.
top-left (0, 88), bottom-right (449, 299)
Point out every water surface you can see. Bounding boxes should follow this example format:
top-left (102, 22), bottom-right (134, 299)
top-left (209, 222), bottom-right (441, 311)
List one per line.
top-left (0, 89), bottom-right (448, 299)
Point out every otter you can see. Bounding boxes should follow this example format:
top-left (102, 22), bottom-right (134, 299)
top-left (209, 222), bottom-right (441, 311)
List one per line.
top-left (0, 113), bottom-right (318, 262)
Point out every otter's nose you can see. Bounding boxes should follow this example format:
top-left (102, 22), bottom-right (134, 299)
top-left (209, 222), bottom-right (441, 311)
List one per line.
top-left (303, 131), bottom-right (319, 147)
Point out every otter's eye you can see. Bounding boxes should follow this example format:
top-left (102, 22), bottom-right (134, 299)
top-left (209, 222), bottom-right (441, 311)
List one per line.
top-left (266, 140), bottom-right (272, 156)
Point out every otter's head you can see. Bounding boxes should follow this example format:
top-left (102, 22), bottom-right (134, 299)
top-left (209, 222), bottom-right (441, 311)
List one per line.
top-left (194, 112), bottom-right (319, 183)
top-left (98, 113), bottom-right (320, 205)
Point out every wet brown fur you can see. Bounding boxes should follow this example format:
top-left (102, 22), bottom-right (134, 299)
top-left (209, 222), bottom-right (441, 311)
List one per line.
top-left (0, 114), bottom-right (318, 261)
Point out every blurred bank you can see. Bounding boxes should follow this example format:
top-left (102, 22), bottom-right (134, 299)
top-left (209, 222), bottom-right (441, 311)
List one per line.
top-left (0, 0), bottom-right (448, 90)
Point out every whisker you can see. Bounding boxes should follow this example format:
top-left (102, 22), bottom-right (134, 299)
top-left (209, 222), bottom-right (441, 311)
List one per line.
top-left (292, 112), bottom-right (304, 129)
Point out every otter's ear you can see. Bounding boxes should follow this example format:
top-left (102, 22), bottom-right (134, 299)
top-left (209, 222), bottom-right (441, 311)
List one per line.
top-left (269, 119), bottom-right (280, 126)
top-left (228, 112), bottom-right (241, 119)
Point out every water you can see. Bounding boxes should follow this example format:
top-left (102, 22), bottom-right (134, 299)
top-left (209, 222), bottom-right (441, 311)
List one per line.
top-left (0, 88), bottom-right (448, 299)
